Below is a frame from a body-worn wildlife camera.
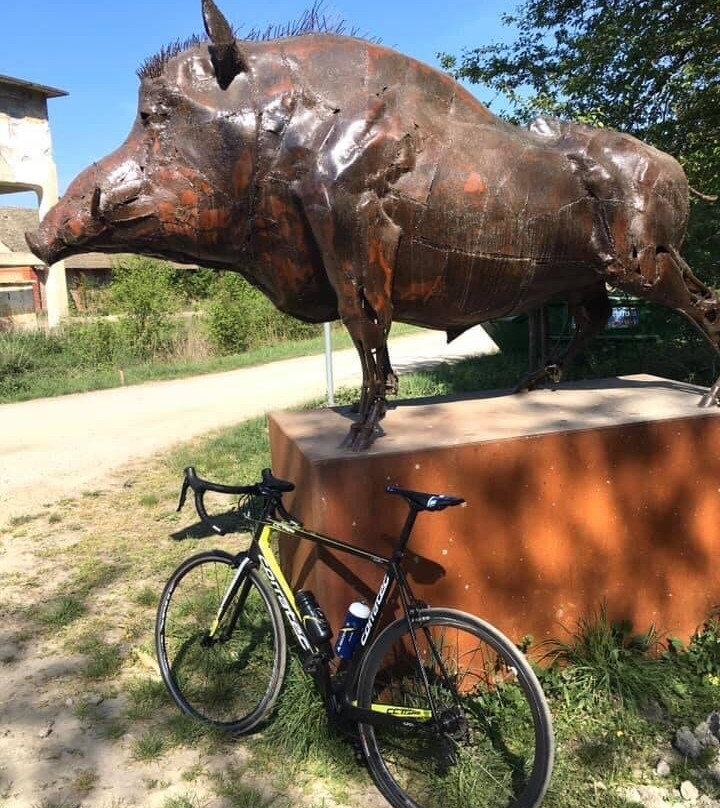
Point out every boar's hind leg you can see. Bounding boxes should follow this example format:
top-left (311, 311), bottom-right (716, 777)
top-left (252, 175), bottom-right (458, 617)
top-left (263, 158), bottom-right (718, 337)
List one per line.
top-left (607, 246), bottom-right (720, 401)
top-left (298, 187), bottom-right (401, 450)
top-left (515, 282), bottom-right (612, 392)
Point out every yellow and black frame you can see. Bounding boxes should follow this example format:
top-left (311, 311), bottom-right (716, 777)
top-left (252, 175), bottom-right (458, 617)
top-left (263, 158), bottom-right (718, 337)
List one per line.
top-left (178, 465), bottom-right (441, 728)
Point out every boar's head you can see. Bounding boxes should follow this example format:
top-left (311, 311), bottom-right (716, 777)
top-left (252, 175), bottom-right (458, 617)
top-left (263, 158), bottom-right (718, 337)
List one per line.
top-left (27, 1), bottom-right (258, 270)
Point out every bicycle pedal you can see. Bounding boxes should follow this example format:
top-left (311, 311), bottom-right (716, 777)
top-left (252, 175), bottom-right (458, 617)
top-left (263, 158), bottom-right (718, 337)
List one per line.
top-left (302, 653), bottom-right (323, 673)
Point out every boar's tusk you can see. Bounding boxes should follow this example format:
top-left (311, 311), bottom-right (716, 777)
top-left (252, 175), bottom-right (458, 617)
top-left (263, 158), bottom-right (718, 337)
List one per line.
top-left (201, 0), bottom-right (248, 88)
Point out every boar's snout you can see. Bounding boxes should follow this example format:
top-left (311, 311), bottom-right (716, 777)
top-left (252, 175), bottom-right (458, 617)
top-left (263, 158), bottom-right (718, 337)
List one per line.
top-left (24, 230), bottom-right (51, 265)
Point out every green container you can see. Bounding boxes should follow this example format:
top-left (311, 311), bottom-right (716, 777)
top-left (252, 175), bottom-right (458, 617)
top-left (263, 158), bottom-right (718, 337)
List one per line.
top-left (483, 292), bottom-right (665, 354)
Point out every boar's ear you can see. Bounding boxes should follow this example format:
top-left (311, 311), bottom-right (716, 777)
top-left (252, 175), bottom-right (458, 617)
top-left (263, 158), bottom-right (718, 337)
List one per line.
top-left (201, 0), bottom-right (248, 89)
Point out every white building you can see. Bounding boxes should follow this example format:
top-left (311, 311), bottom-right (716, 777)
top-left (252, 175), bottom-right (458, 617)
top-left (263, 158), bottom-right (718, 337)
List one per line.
top-left (0, 74), bottom-right (68, 328)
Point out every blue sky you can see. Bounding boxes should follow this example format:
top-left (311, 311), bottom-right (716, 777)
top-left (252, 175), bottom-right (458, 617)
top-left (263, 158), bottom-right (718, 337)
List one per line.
top-left (2, 0), bottom-right (517, 204)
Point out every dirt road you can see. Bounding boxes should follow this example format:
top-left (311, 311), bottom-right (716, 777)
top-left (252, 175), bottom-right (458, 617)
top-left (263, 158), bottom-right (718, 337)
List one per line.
top-left (0, 327), bottom-right (496, 526)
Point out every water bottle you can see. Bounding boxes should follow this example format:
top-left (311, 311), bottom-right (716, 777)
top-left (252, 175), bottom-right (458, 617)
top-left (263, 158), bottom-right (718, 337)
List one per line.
top-left (295, 590), bottom-right (333, 645)
top-left (334, 601), bottom-right (371, 660)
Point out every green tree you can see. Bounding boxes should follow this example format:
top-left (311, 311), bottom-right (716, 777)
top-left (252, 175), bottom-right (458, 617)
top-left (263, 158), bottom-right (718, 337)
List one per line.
top-left (206, 272), bottom-right (318, 354)
top-left (169, 266), bottom-right (218, 303)
top-left (440, 0), bottom-right (719, 282)
top-left (205, 272), bottom-right (263, 353)
top-left (111, 256), bottom-right (180, 360)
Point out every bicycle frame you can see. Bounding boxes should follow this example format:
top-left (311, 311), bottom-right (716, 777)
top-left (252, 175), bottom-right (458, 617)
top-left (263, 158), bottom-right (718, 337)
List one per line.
top-left (215, 498), bottom-right (438, 731)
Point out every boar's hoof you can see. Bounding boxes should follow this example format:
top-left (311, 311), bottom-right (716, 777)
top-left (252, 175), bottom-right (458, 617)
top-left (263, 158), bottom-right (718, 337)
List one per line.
top-left (386, 372), bottom-right (399, 396)
top-left (345, 399), bottom-right (387, 451)
top-left (513, 362), bottom-right (564, 394)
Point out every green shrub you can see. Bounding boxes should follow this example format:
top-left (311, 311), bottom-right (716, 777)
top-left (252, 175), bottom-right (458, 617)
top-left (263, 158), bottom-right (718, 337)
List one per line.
top-left (63, 319), bottom-right (124, 368)
top-left (540, 603), bottom-right (670, 708)
top-left (205, 272), bottom-right (318, 354)
top-left (205, 273), bottom-right (258, 352)
top-left (671, 614), bottom-right (720, 677)
top-left (169, 267), bottom-right (218, 302)
top-left (111, 256), bottom-right (180, 360)
top-left (0, 330), bottom-right (35, 380)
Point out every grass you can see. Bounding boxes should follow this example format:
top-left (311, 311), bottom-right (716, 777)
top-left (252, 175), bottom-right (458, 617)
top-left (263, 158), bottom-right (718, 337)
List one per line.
top-left (260, 659), bottom-right (353, 774)
top-left (72, 559), bottom-right (123, 595)
top-left (125, 678), bottom-right (170, 720)
top-left (181, 762), bottom-right (206, 782)
top-left (70, 635), bottom-right (124, 679)
top-left (71, 768), bottom-right (98, 796)
top-left (539, 603), bottom-right (671, 708)
top-left (33, 801), bottom-right (82, 808)
top-left (99, 720), bottom-right (127, 741)
top-left (0, 319), bottom-right (419, 404)
top-left (6, 334), bottom-right (720, 806)
top-left (9, 513), bottom-right (42, 528)
top-left (131, 729), bottom-right (166, 762)
top-left (27, 561), bottom-right (124, 632)
top-left (213, 769), bottom-right (282, 808)
top-left (33, 595), bottom-right (86, 628)
top-left (161, 713), bottom-right (219, 748)
top-left (134, 585), bottom-right (158, 607)
top-left (162, 796), bottom-right (203, 808)
top-left (33, 595), bottom-right (85, 628)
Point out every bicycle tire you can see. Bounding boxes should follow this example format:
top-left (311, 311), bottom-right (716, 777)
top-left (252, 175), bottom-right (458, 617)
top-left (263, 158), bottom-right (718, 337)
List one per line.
top-left (156, 550), bottom-right (287, 734)
top-left (357, 608), bottom-right (553, 808)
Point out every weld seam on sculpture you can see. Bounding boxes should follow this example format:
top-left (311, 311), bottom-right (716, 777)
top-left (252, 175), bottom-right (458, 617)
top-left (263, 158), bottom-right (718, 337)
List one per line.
top-left (27, 0), bottom-right (720, 450)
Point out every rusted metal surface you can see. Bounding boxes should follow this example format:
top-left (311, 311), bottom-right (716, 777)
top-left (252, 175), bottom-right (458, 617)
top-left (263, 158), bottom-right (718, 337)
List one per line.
top-left (26, 1), bottom-right (720, 447)
top-left (268, 378), bottom-right (720, 644)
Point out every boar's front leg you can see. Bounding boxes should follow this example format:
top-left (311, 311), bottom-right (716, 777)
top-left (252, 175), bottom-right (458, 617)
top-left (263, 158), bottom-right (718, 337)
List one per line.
top-left (297, 184), bottom-right (401, 450)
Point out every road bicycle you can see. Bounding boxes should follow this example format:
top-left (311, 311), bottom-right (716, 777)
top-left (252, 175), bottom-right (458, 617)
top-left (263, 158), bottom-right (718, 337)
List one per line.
top-left (156, 467), bottom-right (554, 808)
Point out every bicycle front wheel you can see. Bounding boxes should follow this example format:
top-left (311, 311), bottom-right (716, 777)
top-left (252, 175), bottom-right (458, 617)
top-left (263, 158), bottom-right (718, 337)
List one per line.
top-left (156, 550), bottom-right (286, 734)
top-left (357, 608), bottom-right (553, 808)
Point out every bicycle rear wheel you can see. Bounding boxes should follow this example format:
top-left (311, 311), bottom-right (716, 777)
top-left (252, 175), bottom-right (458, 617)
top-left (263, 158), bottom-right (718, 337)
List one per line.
top-left (156, 550), bottom-right (286, 734)
top-left (357, 608), bottom-right (553, 808)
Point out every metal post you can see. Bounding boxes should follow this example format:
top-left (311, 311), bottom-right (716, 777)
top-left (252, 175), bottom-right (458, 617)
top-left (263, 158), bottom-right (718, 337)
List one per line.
top-left (323, 322), bottom-right (335, 407)
top-left (539, 304), bottom-right (550, 367)
top-left (528, 308), bottom-right (539, 373)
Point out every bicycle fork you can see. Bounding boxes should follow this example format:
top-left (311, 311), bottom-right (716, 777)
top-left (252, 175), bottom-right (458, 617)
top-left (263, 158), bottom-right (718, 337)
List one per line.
top-left (207, 556), bottom-right (252, 642)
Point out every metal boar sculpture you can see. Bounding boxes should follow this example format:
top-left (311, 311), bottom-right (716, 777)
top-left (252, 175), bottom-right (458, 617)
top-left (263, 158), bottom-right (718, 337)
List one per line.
top-left (27, 0), bottom-right (720, 448)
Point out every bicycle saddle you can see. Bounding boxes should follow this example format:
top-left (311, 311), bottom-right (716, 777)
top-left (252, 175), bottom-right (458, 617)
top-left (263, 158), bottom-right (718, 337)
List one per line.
top-left (386, 485), bottom-right (465, 511)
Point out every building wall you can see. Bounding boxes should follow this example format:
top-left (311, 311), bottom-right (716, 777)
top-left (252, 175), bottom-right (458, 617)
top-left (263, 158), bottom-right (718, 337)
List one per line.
top-left (0, 80), bottom-right (68, 326)
top-left (0, 267), bottom-right (41, 329)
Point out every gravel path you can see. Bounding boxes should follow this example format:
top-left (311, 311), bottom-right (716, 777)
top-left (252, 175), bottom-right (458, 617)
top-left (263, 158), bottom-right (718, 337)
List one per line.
top-left (0, 327), bottom-right (496, 526)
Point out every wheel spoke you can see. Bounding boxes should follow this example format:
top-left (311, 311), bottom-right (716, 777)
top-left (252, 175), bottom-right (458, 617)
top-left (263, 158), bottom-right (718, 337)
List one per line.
top-left (359, 612), bottom-right (553, 808)
top-left (156, 554), bottom-right (285, 731)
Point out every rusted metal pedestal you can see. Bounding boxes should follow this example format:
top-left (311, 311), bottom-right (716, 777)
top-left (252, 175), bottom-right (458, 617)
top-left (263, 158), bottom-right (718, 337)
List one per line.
top-left (268, 375), bottom-right (720, 644)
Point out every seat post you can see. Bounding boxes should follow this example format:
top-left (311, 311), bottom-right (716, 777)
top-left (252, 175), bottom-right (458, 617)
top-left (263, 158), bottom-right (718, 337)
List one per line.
top-left (394, 505), bottom-right (420, 556)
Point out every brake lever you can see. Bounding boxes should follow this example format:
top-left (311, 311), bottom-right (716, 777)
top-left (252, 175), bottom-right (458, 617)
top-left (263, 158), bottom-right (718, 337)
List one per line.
top-left (177, 476), bottom-right (190, 513)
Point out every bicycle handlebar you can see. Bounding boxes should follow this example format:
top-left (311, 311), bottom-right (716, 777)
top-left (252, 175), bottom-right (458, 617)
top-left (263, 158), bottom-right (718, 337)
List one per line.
top-left (177, 467), bottom-right (295, 535)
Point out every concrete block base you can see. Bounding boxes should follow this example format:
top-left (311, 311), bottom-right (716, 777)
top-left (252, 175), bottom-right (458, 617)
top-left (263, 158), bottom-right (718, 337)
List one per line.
top-left (268, 375), bottom-right (720, 644)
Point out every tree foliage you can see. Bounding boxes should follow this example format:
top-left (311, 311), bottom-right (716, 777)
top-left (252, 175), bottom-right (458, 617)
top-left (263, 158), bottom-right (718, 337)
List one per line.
top-left (111, 256), bottom-right (180, 359)
top-left (440, 0), bottom-right (719, 280)
top-left (206, 272), bottom-right (318, 354)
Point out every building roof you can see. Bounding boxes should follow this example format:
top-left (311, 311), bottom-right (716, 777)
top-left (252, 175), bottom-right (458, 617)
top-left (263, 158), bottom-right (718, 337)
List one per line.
top-left (0, 206), bottom-right (197, 270)
top-left (0, 206), bottom-right (37, 253)
top-left (0, 74), bottom-right (68, 99)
